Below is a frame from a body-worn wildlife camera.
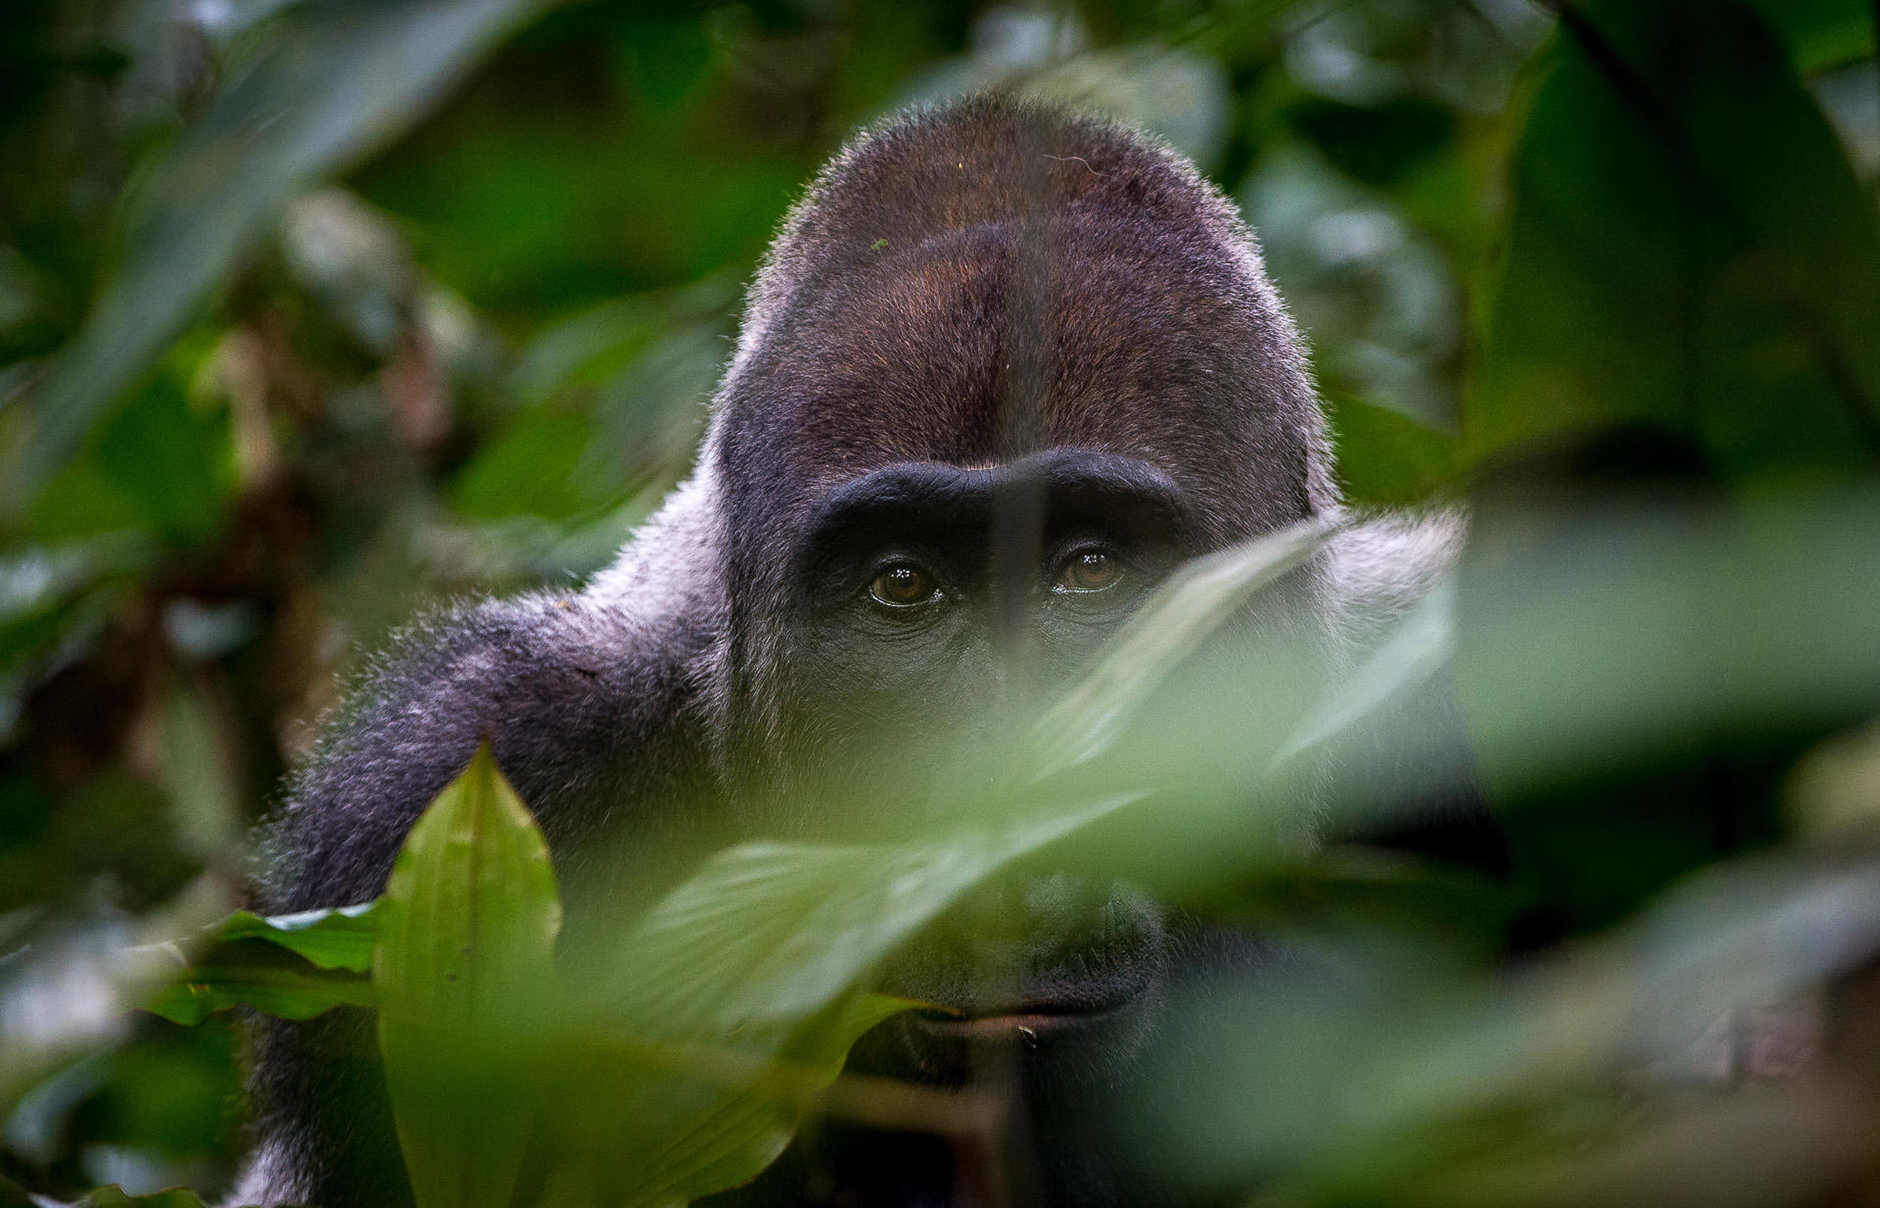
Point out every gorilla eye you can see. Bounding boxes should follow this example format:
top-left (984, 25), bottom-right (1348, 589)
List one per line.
top-left (868, 562), bottom-right (939, 609)
top-left (1054, 549), bottom-right (1121, 593)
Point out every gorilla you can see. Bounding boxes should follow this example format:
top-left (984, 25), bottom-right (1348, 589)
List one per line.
top-left (239, 96), bottom-right (1469, 1208)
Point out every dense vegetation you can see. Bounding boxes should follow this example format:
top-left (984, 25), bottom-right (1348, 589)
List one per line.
top-left (3, 1), bottom-right (1879, 1204)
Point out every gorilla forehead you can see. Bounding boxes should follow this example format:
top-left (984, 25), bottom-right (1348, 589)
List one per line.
top-left (758, 220), bottom-right (1275, 464)
top-left (712, 97), bottom-right (1329, 549)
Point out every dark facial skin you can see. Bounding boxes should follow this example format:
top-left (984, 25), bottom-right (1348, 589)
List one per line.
top-left (781, 450), bottom-right (1202, 787)
top-left (767, 448), bottom-right (1205, 1097)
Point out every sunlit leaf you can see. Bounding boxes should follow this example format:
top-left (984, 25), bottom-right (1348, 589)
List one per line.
top-left (373, 744), bottom-right (562, 1208)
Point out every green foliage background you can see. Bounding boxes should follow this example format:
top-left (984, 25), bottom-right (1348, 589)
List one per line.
top-left (2, 0), bottom-right (1879, 1202)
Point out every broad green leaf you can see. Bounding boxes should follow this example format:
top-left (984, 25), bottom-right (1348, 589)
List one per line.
top-left (449, 410), bottom-right (599, 522)
top-left (542, 993), bottom-right (921, 1208)
top-left (22, 335), bottom-right (233, 546)
top-left (0, 0), bottom-right (559, 521)
top-left (629, 991), bottom-right (920, 1206)
top-left (605, 799), bottom-right (1142, 1038)
top-left (1457, 492), bottom-right (1880, 797)
top-left (140, 940), bottom-right (374, 1025)
top-left (211, 902), bottom-right (380, 972)
top-left (1468, 0), bottom-right (1880, 481)
top-left (1020, 518), bottom-right (1332, 784)
top-left (1279, 574), bottom-right (1454, 766)
top-left (1327, 395), bottom-right (1461, 507)
top-left (136, 903), bottom-right (380, 1024)
top-left (373, 744), bottom-right (562, 1208)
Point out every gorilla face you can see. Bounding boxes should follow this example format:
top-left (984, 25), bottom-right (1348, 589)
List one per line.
top-left (692, 102), bottom-right (1334, 1116)
top-left (712, 103), bottom-right (1330, 792)
top-left (778, 451), bottom-right (1201, 788)
top-left (773, 450), bottom-right (1200, 1087)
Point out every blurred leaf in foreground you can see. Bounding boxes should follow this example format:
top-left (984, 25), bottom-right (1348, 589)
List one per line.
top-left (542, 527), bottom-right (1347, 1201)
top-left (1127, 851), bottom-right (1880, 1208)
top-left (0, 0), bottom-right (558, 523)
top-left (1743, 0), bottom-right (1878, 72)
top-left (1468, 0), bottom-right (1880, 478)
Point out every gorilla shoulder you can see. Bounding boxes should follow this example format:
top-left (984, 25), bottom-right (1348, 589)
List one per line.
top-left (259, 479), bottom-right (724, 916)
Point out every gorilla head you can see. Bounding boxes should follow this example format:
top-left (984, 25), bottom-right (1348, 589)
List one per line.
top-left (704, 98), bottom-right (1334, 791)
top-left (683, 101), bottom-right (1343, 1153)
top-left (245, 96), bottom-right (1451, 1208)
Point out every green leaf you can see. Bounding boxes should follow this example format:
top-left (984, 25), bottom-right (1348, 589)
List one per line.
top-left (140, 939), bottom-right (374, 1026)
top-left (1742, 0), bottom-right (1877, 71)
top-left (23, 334), bottom-right (233, 546)
top-left (605, 803), bottom-right (1139, 1039)
top-left (1019, 517), bottom-right (1332, 783)
top-left (1279, 573), bottom-right (1454, 767)
top-left (135, 902), bottom-right (381, 1024)
top-left (212, 903), bottom-right (380, 972)
top-left (0, 0), bottom-right (560, 522)
top-left (551, 993), bottom-right (921, 1208)
top-left (1468, 0), bottom-right (1880, 481)
top-left (450, 410), bottom-right (601, 521)
top-left (1, 1181), bottom-right (224, 1208)
top-left (1457, 492), bottom-right (1880, 797)
top-left (373, 743), bottom-right (562, 1208)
